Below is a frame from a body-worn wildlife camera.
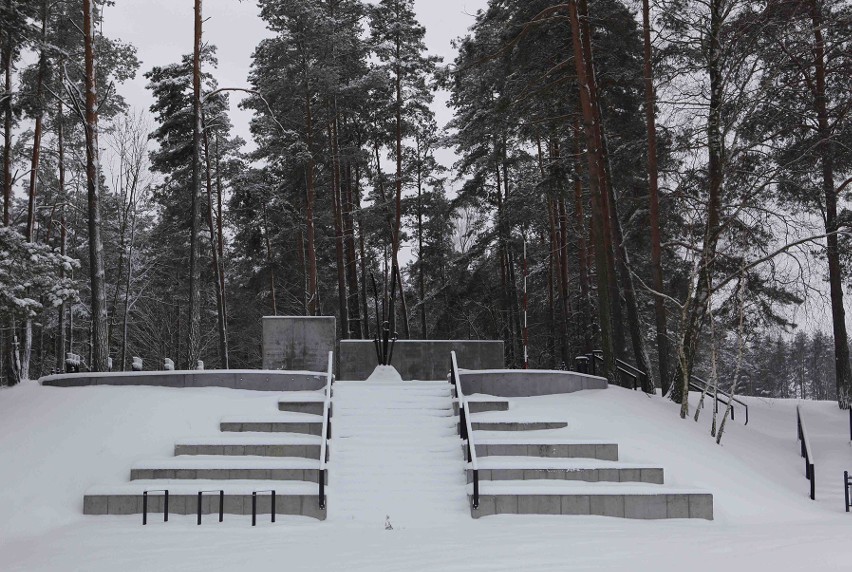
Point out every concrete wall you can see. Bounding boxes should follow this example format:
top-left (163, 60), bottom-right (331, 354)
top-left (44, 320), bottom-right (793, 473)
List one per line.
top-left (39, 370), bottom-right (328, 391)
top-left (262, 316), bottom-right (335, 371)
top-left (339, 340), bottom-right (504, 381)
top-left (459, 369), bottom-right (608, 397)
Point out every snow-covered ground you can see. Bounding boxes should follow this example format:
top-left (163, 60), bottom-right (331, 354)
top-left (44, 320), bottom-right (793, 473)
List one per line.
top-left (1, 380), bottom-right (851, 571)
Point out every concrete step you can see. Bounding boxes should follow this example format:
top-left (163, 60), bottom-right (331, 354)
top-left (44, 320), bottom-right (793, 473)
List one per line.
top-left (174, 433), bottom-right (321, 458)
top-left (278, 400), bottom-right (325, 415)
top-left (467, 458), bottom-right (663, 484)
top-left (220, 415), bottom-right (323, 436)
top-left (473, 438), bottom-right (619, 460)
top-left (130, 456), bottom-right (325, 483)
top-left (456, 397), bottom-right (510, 414)
top-left (471, 421), bottom-right (567, 432)
top-left (84, 480), bottom-right (326, 520)
top-left (469, 481), bottom-right (712, 520)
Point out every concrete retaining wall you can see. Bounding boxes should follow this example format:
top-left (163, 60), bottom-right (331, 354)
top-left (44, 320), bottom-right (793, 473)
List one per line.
top-left (339, 340), bottom-right (504, 381)
top-left (459, 369), bottom-right (607, 397)
top-left (39, 370), bottom-right (327, 391)
top-left (262, 316), bottom-right (336, 371)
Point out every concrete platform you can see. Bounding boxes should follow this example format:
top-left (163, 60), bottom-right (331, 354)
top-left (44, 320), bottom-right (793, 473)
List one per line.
top-left (471, 421), bottom-right (567, 431)
top-left (469, 482), bottom-right (712, 520)
top-left (459, 369), bottom-right (608, 397)
top-left (174, 434), bottom-right (321, 458)
top-left (130, 456), bottom-right (325, 483)
top-left (84, 480), bottom-right (326, 520)
top-left (468, 458), bottom-right (663, 484)
top-left (219, 415), bottom-right (323, 436)
top-left (40, 370), bottom-right (328, 391)
top-left (473, 438), bottom-right (619, 460)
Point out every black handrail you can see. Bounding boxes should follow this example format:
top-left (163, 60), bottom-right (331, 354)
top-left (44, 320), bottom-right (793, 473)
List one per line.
top-left (449, 351), bottom-right (479, 509)
top-left (318, 351), bottom-right (333, 510)
top-left (796, 405), bottom-right (816, 500)
top-left (142, 489), bottom-right (169, 525)
top-left (690, 375), bottom-right (749, 425)
top-left (844, 471), bottom-right (851, 512)
top-left (252, 490), bottom-right (276, 526)
top-left (581, 351), bottom-right (642, 390)
top-left (197, 489), bottom-right (224, 525)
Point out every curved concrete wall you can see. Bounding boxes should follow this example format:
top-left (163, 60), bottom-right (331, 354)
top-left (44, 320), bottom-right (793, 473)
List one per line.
top-left (459, 369), bottom-right (608, 397)
top-left (39, 370), bottom-right (328, 392)
top-left (339, 340), bottom-right (504, 381)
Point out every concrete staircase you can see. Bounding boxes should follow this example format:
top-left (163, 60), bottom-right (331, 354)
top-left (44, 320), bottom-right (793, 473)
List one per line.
top-left (328, 381), bottom-right (469, 526)
top-left (462, 398), bottom-right (714, 520)
top-left (84, 391), bottom-right (329, 520)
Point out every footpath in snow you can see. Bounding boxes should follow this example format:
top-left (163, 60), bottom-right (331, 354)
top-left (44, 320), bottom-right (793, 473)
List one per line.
top-left (329, 380), bottom-right (469, 527)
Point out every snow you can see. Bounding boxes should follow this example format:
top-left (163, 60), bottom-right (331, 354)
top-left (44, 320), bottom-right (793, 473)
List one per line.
top-left (364, 365), bottom-right (404, 382)
top-left (1, 381), bottom-right (852, 571)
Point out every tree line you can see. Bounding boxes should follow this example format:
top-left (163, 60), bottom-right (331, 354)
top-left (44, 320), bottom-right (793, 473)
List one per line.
top-left (1, 0), bottom-right (850, 417)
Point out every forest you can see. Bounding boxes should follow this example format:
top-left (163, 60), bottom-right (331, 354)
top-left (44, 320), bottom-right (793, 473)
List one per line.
top-left (1, 0), bottom-right (850, 413)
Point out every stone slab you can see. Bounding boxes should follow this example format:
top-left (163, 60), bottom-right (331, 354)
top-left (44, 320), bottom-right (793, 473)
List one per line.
top-left (459, 369), bottom-right (608, 397)
top-left (262, 316), bottom-right (336, 372)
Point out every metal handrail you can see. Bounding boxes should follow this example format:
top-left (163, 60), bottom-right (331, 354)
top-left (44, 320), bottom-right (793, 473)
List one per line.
top-left (588, 351), bottom-right (641, 390)
top-left (796, 405), bottom-right (816, 500)
top-left (318, 351), bottom-right (333, 509)
top-left (450, 351), bottom-right (479, 509)
top-left (690, 374), bottom-right (749, 425)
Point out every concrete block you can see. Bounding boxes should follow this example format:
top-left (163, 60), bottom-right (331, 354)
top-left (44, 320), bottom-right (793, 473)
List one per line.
top-left (590, 495), bottom-right (625, 518)
top-left (277, 494), bottom-right (303, 516)
top-left (262, 316), bottom-right (335, 371)
top-left (688, 494), bottom-right (714, 520)
top-left (624, 495), bottom-right (668, 519)
top-left (598, 469), bottom-right (619, 482)
top-left (223, 445), bottom-right (246, 456)
top-left (641, 468), bottom-right (665, 484)
top-left (222, 495), bottom-right (244, 515)
top-left (471, 495), bottom-right (497, 518)
top-left (459, 369), bottom-right (608, 397)
top-left (495, 495), bottom-right (519, 514)
top-left (518, 495), bottom-right (562, 515)
top-left (130, 469), bottom-right (154, 480)
top-left (666, 494), bottom-right (690, 518)
top-left (619, 469), bottom-right (641, 483)
top-left (108, 495), bottom-right (140, 515)
top-left (301, 496), bottom-right (327, 520)
top-left (561, 495), bottom-right (591, 515)
top-left (83, 495), bottom-right (108, 515)
top-left (595, 444), bottom-right (619, 461)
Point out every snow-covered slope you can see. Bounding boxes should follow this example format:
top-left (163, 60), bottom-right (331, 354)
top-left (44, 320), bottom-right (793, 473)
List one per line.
top-left (1, 381), bottom-right (851, 571)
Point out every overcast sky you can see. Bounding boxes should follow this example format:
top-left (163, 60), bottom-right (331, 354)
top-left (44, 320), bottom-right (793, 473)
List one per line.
top-left (101, 0), bottom-right (488, 165)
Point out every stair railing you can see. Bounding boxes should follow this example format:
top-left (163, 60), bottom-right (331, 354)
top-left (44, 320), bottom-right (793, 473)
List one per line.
top-left (690, 374), bottom-right (749, 425)
top-left (450, 351), bottom-right (479, 509)
top-left (318, 351), bottom-right (333, 510)
top-left (796, 404), bottom-right (815, 500)
top-left (580, 350), bottom-right (643, 390)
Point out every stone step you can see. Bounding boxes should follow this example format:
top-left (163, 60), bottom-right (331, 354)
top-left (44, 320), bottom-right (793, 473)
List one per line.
top-left (278, 401), bottom-right (325, 415)
top-left (174, 433), bottom-right (321, 458)
top-left (473, 438), bottom-right (619, 460)
top-left (469, 481), bottom-right (712, 520)
top-left (220, 415), bottom-right (323, 436)
top-left (84, 480), bottom-right (326, 520)
top-left (456, 397), bottom-right (510, 414)
top-left (466, 458), bottom-right (663, 484)
top-left (130, 456), bottom-right (325, 483)
top-left (471, 421), bottom-right (567, 432)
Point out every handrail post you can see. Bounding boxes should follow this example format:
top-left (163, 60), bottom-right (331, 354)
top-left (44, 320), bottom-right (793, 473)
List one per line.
top-left (472, 469), bottom-right (479, 509)
top-left (845, 471), bottom-right (850, 512)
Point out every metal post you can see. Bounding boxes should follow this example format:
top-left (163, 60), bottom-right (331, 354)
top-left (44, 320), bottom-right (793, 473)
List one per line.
top-left (271, 491), bottom-right (276, 523)
top-left (845, 471), bottom-right (849, 512)
top-left (252, 492), bottom-right (257, 526)
top-left (164, 491), bottom-right (169, 522)
top-left (810, 464), bottom-right (815, 501)
top-left (143, 491), bottom-right (148, 525)
top-left (472, 469), bottom-right (479, 509)
top-left (197, 492), bottom-right (202, 525)
top-left (522, 236), bottom-right (528, 369)
top-left (219, 490), bottom-right (224, 522)
top-left (319, 471), bottom-right (326, 509)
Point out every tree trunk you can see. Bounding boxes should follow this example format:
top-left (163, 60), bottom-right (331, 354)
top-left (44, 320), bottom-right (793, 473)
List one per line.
top-left (415, 134), bottom-right (427, 337)
top-left (567, 0), bottom-right (617, 382)
top-left (642, 0), bottom-right (670, 394)
top-left (56, 99), bottom-right (66, 372)
top-left (2, 0), bottom-right (12, 227)
top-left (354, 164), bottom-right (370, 338)
top-left (202, 114), bottom-right (228, 368)
top-left (187, 0), bottom-right (203, 367)
top-left (810, 0), bottom-right (852, 408)
top-left (83, 0), bottom-right (108, 372)
top-left (262, 203), bottom-right (277, 316)
top-left (304, 80), bottom-right (319, 316)
top-left (343, 161), bottom-right (362, 338)
top-left (330, 121), bottom-right (349, 339)
top-left (573, 118), bottom-right (592, 353)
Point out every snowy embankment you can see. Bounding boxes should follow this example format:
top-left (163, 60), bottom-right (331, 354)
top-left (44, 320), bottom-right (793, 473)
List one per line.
top-left (1, 381), bottom-right (851, 571)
